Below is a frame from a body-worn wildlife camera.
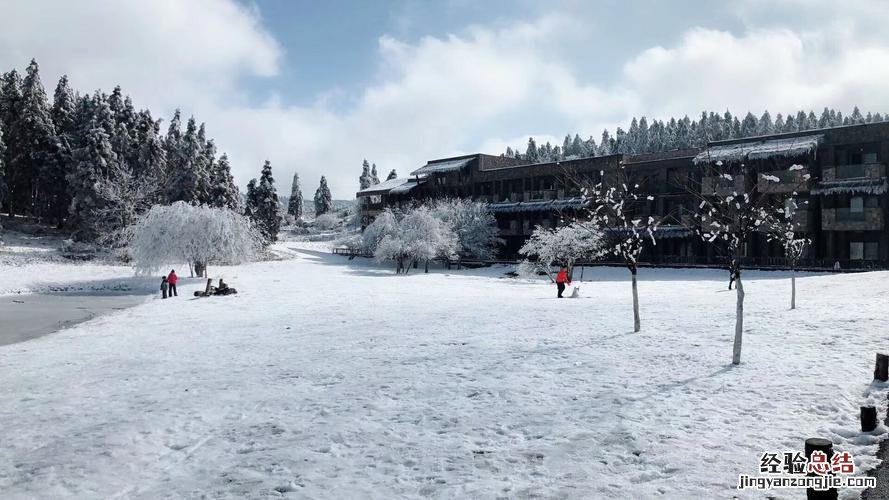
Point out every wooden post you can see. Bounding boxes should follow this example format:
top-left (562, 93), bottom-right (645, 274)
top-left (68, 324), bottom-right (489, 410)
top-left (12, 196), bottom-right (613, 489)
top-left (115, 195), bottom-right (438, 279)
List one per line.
top-left (804, 437), bottom-right (837, 500)
top-left (861, 406), bottom-right (878, 432)
top-left (875, 353), bottom-right (889, 381)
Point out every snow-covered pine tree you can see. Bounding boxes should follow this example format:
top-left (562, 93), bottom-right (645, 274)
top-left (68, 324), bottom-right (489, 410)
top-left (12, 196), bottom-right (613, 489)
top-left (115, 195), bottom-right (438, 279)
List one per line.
top-left (386, 169), bottom-right (397, 181)
top-left (0, 122), bottom-right (5, 217)
top-left (18, 59), bottom-right (62, 222)
top-left (246, 160), bottom-right (280, 242)
top-left (132, 109), bottom-right (167, 206)
top-left (166, 117), bottom-right (207, 204)
top-left (757, 111), bottom-right (774, 136)
top-left (49, 75), bottom-right (77, 224)
top-left (244, 178), bottom-right (258, 218)
top-left (359, 159), bottom-right (372, 190)
top-left (525, 138), bottom-right (539, 163)
top-left (314, 175), bottom-right (332, 216)
top-left (851, 106), bottom-right (865, 124)
top-left (287, 171), bottom-right (303, 219)
top-left (0, 69), bottom-right (22, 215)
top-left (67, 115), bottom-right (117, 242)
top-left (370, 163), bottom-right (380, 185)
top-left (740, 112), bottom-right (758, 138)
top-left (197, 126), bottom-right (215, 205)
top-left (209, 153), bottom-right (239, 211)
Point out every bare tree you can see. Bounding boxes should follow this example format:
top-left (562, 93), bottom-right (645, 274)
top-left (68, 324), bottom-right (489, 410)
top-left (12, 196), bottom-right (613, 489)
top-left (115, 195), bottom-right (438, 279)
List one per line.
top-left (688, 159), bottom-right (809, 364)
top-left (577, 163), bottom-right (662, 332)
top-left (766, 195), bottom-right (810, 310)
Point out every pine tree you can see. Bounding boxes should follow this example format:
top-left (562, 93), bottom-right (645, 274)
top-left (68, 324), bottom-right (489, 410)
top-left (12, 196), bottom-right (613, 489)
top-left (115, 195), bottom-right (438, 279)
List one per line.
top-left (17, 59), bottom-right (62, 221)
top-left (133, 109), bottom-right (167, 205)
top-left (209, 153), bottom-right (239, 210)
top-left (386, 169), bottom-right (397, 181)
top-left (314, 175), bottom-right (332, 216)
top-left (166, 117), bottom-right (207, 204)
top-left (562, 134), bottom-right (572, 158)
top-left (0, 122), bottom-right (6, 214)
top-left (525, 137), bottom-right (539, 162)
top-left (50, 75), bottom-right (77, 224)
top-left (244, 178), bottom-right (258, 218)
top-left (757, 111), bottom-right (773, 136)
top-left (245, 160), bottom-right (280, 242)
top-left (851, 106), bottom-right (865, 124)
top-left (287, 171), bottom-right (303, 219)
top-left (0, 69), bottom-right (22, 215)
top-left (67, 116), bottom-right (117, 241)
top-left (359, 159), bottom-right (372, 190)
top-left (740, 112), bottom-right (758, 137)
top-left (370, 163), bottom-right (380, 185)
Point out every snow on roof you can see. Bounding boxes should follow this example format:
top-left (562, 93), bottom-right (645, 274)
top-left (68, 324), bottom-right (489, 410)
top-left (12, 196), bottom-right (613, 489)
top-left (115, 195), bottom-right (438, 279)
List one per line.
top-left (693, 135), bottom-right (823, 165)
top-left (356, 178), bottom-right (414, 196)
top-left (411, 156), bottom-right (474, 176)
top-left (811, 178), bottom-right (889, 196)
top-left (389, 180), bottom-right (422, 194)
top-left (487, 197), bottom-right (587, 213)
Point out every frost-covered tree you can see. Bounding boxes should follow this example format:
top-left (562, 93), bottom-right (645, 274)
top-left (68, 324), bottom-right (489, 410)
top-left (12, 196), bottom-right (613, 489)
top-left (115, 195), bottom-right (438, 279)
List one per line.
top-left (314, 175), bottom-right (332, 216)
top-left (245, 160), bottom-right (280, 242)
top-left (360, 207), bottom-right (399, 254)
top-left (431, 198), bottom-right (502, 260)
top-left (126, 201), bottom-right (261, 275)
top-left (287, 171), bottom-right (303, 219)
top-left (359, 159), bottom-right (372, 190)
top-left (525, 137), bottom-right (539, 163)
top-left (375, 206), bottom-right (457, 273)
top-left (0, 69), bottom-right (22, 215)
top-left (519, 221), bottom-right (605, 281)
top-left (386, 169), bottom-right (398, 181)
top-left (15, 60), bottom-right (61, 220)
top-left (67, 116), bottom-right (117, 242)
top-left (166, 117), bottom-right (207, 204)
top-left (371, 163), bottom-right (380, 185)
top-left (581, 163), bottom-right (661, 332)
top-left (208, 153), bottom-right (239, 211)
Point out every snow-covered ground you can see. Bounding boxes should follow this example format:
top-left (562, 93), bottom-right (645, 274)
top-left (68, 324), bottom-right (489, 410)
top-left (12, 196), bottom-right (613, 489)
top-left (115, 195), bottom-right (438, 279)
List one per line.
top-left (1, 240), bottom-right (887, 498)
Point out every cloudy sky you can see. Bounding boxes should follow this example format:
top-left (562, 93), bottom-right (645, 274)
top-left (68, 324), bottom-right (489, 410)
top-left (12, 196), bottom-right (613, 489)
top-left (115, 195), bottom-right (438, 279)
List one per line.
top-left (1, 0), bottom-right (888, 198)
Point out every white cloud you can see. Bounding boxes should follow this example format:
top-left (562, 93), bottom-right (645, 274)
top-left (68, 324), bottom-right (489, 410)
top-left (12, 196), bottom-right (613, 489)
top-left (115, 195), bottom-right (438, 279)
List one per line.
top-left (2, 0), bottom-right (889, 199)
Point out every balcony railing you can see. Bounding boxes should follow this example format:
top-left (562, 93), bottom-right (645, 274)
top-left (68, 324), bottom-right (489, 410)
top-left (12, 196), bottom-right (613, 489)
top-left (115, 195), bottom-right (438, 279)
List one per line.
top-left (823, 163), bottom-right (886, 181)
top-left (757, 169), bottom-right (810, 193)
top-left (822, 207), bottom-right (884, 230)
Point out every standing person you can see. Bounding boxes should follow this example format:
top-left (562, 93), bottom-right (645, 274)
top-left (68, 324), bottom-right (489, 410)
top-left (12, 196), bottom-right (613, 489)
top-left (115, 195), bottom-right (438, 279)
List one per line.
top-left (160, 276), bottom-right (168, 299)
top-left (167, 269), bottom-right (178, 297)
top-left (555, 266), bottom-right (571, 298)
top-left (728, 259), bottom-right (740, 290)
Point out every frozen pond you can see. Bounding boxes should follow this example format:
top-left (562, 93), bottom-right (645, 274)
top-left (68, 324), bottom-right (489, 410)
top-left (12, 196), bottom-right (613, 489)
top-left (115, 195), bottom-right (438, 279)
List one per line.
top-left (0, 293), bottom-right (149, 346)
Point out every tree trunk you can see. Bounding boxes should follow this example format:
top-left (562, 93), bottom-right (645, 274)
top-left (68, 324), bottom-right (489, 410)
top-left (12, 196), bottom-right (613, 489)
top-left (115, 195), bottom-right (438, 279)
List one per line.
top-left (424, 260), bottom-right (429, 273)
top-left (733, 275), bottom-right (745, 365)
top-left (188, 261), bottom-right (194, 278)
top-left (579, 265), bottom-right (585, 281)
top-left (790, 269), bottom-right (796, 310)
top-left (631, 268), bottom-right (640, 333)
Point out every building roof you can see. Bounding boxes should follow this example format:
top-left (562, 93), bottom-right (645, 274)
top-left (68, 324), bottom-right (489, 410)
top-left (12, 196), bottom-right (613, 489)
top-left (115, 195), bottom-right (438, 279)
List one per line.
top-left (356, 177), bottom-right (415, 196)
top-left (411, 156), bottom-right (475, 176)
top-left (693, 135), bottom-right (823, 165)
top-left (624, 148), bottom-right (701, 165)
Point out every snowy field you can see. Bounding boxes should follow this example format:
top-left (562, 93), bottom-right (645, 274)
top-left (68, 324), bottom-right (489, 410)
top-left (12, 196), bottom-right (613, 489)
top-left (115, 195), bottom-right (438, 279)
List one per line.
top-left (1, 241), bottom-right (888, 498)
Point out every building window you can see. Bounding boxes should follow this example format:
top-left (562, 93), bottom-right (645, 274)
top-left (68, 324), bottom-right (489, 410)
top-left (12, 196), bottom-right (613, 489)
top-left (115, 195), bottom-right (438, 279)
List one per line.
top-left (850, 196), bottom-right (864, 213)
top-left (866, 242), bottom-right (879, 260)
top-left (864, 152), bottom-right (878, 164)
top-left (850, 242), bottom-right (864, 260)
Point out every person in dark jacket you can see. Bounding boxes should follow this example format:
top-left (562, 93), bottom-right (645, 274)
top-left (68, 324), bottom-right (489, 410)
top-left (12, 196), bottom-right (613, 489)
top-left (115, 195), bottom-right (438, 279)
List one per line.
top-left (555, 266), bottom-right (571, 298)
top-left (167, 269), bottom-right (178, 297)
top-left (160, 276), bottom-right (168, 299)
top-left (728, 259), bottom-right (740, 290)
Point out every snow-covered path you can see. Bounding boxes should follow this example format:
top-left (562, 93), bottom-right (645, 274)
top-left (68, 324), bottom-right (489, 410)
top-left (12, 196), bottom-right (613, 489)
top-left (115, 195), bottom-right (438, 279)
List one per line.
top-left (1, 246), bottom-right (887, 498)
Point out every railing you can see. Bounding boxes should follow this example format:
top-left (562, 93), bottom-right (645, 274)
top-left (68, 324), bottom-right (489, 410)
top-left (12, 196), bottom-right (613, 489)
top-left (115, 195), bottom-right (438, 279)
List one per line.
top-left (835, 208), bottom-right (866, 222)
top-left (835, 164), bottom-right (867, 179)
top-left (825, 163), bottom-right (886, 181)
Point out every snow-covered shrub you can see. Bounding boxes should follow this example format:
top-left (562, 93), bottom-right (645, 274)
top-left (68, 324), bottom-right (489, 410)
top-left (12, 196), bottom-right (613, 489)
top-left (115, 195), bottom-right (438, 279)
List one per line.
top-left (519, 221), bottom-right (606, 279)
top-left (313, 212), bottom-right (340, 231)
top-left (374, 206), bottom-right (457, 273)
top-left (126, 201), bottom-right (261, 274)
top-left (431, 199), bottom-right (502, 259)
top-left (361, 208), bottom-right (399, 254)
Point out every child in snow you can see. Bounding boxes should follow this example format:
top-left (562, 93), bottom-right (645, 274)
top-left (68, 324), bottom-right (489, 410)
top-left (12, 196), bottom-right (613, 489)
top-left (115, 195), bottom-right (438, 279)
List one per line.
top-left (160, 276), bottom-right (168, 299)
top-left (167, 269), bottom-right (178, 297)
top-left (555, 266), bottom-right (571, 298)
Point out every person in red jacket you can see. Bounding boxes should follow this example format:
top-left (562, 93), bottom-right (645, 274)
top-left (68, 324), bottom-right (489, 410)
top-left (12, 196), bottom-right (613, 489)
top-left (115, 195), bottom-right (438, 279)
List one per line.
top-left (555, 266), bottom-right (571, 298)
top-left (167, 269), bottom-right (178, 297)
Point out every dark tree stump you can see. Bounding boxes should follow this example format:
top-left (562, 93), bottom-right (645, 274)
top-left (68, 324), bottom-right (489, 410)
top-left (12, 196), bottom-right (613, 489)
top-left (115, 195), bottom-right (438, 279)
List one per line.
top-left (875, 353), bottom-right (889, 382)
top-left (805, 437), bottom-right (837, 500)
top-left (862, 406), bottom-right (878, 432)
